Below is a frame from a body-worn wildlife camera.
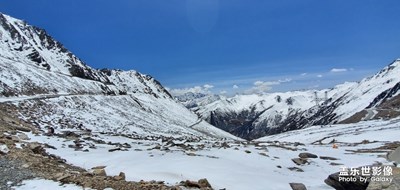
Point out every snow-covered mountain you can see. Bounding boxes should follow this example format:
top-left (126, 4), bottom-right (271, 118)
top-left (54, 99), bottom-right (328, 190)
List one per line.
top-left (0, 12), bottom-right (237, 140)
top-left (174, 92), bottom-right (224, 109)
top-left (196, 60), bottom-right (400, 140)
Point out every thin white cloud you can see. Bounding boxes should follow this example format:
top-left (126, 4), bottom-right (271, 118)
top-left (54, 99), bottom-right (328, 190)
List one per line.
top-left (220, 90), bottom-right (227, 94)
top-left (301, 73), bottom-right (307, 76)
top-left (203, 84), bottom-right (214, 89)
top-left (317, 74), bottom-right (323, 78)
top-left (168, 84), bottom-right (214, 96)
top-left (232, 84), bottom-right (239, 89)
top-left (330, 68), bottom-right (348, 73)
top-left (245, 78), bottom-right (292, 94)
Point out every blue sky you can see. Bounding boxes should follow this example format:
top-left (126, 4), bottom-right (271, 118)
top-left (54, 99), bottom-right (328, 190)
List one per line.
top-left (2, 0), bottom-right (400, 95)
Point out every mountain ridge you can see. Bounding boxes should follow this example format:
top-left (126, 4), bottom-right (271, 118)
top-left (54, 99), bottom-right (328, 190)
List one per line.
top-left (0, 12), bottom-right (237, 140)
top-left (191, 59), bottom-right (400, 140)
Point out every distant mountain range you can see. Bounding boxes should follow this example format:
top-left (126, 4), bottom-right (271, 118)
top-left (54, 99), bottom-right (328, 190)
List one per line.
top-left (183, 60), bottom-right (400, 140)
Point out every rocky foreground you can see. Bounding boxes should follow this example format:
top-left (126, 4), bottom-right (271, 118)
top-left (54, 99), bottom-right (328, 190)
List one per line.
top-left (0, 105), bottom-right (213, 190)
top-left (1, 99), bottom-right (400, 190)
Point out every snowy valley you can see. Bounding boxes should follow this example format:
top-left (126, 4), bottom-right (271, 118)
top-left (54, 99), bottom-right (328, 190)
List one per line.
top-left (0, 12), bottom-right (399, 190)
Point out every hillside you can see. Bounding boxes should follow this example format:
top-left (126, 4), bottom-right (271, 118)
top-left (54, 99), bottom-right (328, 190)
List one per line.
top-left (0, 12), bottom-right (237, 140)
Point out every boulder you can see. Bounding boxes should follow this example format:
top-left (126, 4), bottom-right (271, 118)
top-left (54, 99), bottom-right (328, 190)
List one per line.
top-left (292, 158), bottom-right (308, 165)
top-left (367, 167), bottom-right (400, 190)
top-left (17, 133), bottom-right (30, 140)
top-left (325, 166), bottom-right (373, 190)
top-left (0, 144), bottom-right (10, 154)
top-left (27, 142), bottom-right (44, 154)
top-left (298, 152), bottom-right (318, 159)
top-left (288, 167), bottom-right (304, 172)
top-left (92, 168), bottom-right (107, 176)
top-left (387, 146), bottom-right (400, 164)
top-left (180, 180), bottom-right (200, 188)
top-left (320, 156), bottom-right (339, 160)
top-left (289, 183), bottom-right (307, 190)
top-left (198, 178), bottom-right (212, 188)
top-left (91, 166), bottom-right (106, 170)
top-left (114, 172), bottom-right (126, 181)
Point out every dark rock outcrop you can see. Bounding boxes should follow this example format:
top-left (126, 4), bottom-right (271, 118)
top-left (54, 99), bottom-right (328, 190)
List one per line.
top-left (289, 183), bottom-right (307, 190)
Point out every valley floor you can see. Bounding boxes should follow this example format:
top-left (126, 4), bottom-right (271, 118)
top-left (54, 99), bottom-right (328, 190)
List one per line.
top-left (3, 117), bottom-right (399, 190)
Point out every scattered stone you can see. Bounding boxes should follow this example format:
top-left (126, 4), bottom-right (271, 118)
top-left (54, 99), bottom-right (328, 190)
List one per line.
top-left (387, 146), bottom-right (400, 164)
top-left (0, 144), bottom-right (10, 154)
top-left (15, 126), bottom-right (31, 132)
top-left (17, 133), bottom-right (30, 140)
top-left (198, 178), bottom-right (212, 188)
top-left (91, 166), bottom-right (106, 170)
top-left (289, 183), bottom-right (307, 190)
top-left (92, 168), bottom-right (107, 176)
top-left (329, 162), bottom-right (343, 166)
top-left (245, 150), bottom-right (251, 154)
top-left (21, 164), bottom-right (30, 168)
top-left (108, 147), bottom-right (121, 152)
top-left (294, 142), bottom-right (305, 146)
top-left (186, 152), bottom-right (197, 156)
top-left (292, 158), bottom-right (308, 165)
top-left (288, 167), bottom-right (304, 172)
top-left (57, 174), bottom-right (71, 181)
top-left (259, 152), bottom-right (268, 157)
top-left (114, 172), bottom-right (126, 181)
top-left (221, 142), bottom-right (230, 149)
top-left (180, 180), bottom-right (200, 188)
top-left (298, 152), bottom-right (318, 159)
top-left (320, 156), bottom-right (339, 160)
top-left (27, 142), bottom-right (44, 154)
top-left (277, 165), bottom-right (282, 168)
top-left (44, 143), bottom-right (57, 150)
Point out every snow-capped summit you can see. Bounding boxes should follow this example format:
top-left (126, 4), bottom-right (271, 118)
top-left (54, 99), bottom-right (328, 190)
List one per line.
top-left (0, 12), bottom-right (237, 140)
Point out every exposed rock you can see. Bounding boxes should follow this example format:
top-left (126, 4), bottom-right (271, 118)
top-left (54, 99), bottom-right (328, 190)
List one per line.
top-left (108, 147), bottom-right (122, 152)
top-left (367, 167), bottom-right (400, 190)
top-left (0, 144), bottom-right (10, 154)
top-left (27, 142), bottom-right (44, 154)
top-left (186, 152), bottom-right (197, 156)
top-left (198, 178), bottom-right (212, 188)
top-left (17, 133), bottom-right (30, 140)
top-left (245, 150), bottom-right (251, 154)
top-left (114, 172), bottom-right (126, 181)
top-left (289, 183), bottom-right (307, 190)
top-left (91, 166), bottom-right (106, 170)
top-left (320, 156), bottom-right (339, 160)
top-left (325, 166), bottom-right (373, 190)
top-left (298, 152), bottom-right (318, 159)
top-left (13, 125), bottom-right (31, 132)
top-left (259, 152), bottom-right (268, 157)
top-left (387, 146), bottom-right (400, 164)
top-left (288, 167), bottom-right (304, 172)
top-left (180, 180), bottom-right (200, 188)
top-left (57, 174), bottom-right (71, 181)
top-left (292, 158), bottom-right (308, 165)
top-left (92, 168), bottom-right (107, 176)
top-left (330, 162), bottom-right (343, 166)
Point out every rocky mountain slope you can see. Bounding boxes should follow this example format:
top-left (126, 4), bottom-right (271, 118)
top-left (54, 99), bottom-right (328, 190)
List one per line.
top-left (195, 59), bottom-right (400, 140)
top-left (0, 12), bottom-right (237, 140)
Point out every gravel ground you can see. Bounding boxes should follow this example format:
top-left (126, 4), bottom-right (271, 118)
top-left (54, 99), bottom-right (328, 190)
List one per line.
top-left (0, 157), bottom-right (36, 190)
